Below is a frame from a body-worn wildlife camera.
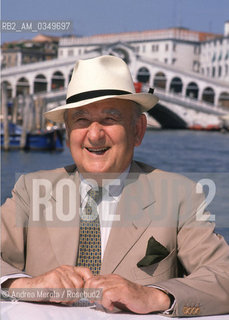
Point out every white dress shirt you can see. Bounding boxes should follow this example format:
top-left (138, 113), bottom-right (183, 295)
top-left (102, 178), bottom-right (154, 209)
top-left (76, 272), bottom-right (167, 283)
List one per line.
top-left (79, 166), bottom-right (130, 259)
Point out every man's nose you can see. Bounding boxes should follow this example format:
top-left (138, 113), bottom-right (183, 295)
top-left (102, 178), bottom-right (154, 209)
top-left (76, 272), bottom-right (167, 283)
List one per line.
top-left (87, 122), bottom-right (106, 144)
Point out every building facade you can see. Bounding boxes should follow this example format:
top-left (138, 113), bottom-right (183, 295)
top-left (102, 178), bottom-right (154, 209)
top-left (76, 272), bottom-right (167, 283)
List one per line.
top-left (1, 35), bottom-right (59, 69)
top-left (58, 23), bottom-right (229, 82)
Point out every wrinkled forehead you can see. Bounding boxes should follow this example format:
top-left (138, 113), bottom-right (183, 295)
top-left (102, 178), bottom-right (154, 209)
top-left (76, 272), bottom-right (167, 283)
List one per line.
top-left (68, 107), bottom-right (122, 118)
top-left (65, 98), bottom-right (138, 119)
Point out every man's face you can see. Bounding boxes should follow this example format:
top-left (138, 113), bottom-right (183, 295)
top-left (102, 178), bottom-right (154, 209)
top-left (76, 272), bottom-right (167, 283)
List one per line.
top-left (66, 98), bottom-right (146, 176)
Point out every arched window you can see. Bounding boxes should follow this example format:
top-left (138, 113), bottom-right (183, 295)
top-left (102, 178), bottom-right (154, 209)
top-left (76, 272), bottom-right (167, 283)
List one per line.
top-left (153, 72), bottom-right (166, 90)
top-left (186, 82), bottom-right (199, 99)
top-left (202, 87), bottom-right (215, 104)
top-left (51, 71), bottom-right (65, 90)
top-left (1, 81), bottom-right (12, 99)
top-left (16, 77), bottom-right (30, 96)
top-left (169, 77), bottom-right (183, 93)
top-left (218, 92), bottom-right (229, 109)
top-left (34, 74), bottom-right (47, 93)
top-left (137, 67), bottom-right (150, 83)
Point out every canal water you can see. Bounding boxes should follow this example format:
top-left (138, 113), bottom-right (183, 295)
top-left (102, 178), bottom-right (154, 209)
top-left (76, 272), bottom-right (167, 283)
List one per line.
top-left (1, 129), bottom-right (229, 243)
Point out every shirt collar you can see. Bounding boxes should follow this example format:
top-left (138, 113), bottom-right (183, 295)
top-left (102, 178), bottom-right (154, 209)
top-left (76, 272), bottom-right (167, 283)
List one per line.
top-left (79, 165), bottom-right (131, 201)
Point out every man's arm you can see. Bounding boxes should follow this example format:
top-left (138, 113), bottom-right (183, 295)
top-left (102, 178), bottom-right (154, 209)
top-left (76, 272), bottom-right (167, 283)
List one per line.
top-left (84, 274), bottom-right (171, 314)
top-left (86, 177), bottom-right (229, 316)
top-left (1, 175), bottom-right (30, 278)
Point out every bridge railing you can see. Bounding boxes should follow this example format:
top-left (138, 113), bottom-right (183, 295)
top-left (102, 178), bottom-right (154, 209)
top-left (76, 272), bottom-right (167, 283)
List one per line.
top-left (152, 88), bottom-right (228, 116)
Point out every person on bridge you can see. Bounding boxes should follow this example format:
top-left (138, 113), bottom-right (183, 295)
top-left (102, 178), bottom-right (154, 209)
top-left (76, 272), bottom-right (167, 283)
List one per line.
top-left (1, 55), bottom-right (229, 317)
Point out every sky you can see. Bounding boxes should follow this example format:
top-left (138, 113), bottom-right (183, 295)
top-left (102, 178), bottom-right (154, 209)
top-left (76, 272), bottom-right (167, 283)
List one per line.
top-left (1, 0), bottom-right (229, 43)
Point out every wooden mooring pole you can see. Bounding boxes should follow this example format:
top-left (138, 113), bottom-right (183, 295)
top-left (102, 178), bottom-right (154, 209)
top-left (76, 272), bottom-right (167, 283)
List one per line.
top-left (20, 95), bottom-right (28, 149)
top-left (2, 82), bottom-right (9, 151)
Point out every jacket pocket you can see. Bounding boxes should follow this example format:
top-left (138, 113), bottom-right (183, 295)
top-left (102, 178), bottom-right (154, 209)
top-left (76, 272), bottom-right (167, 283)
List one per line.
top-left (132, 248), bottom-right (177, 282)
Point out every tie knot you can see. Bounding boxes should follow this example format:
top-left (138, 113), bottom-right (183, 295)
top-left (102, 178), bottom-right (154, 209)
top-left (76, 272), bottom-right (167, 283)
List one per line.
top-left (87, 187), bottom-right (102, 204)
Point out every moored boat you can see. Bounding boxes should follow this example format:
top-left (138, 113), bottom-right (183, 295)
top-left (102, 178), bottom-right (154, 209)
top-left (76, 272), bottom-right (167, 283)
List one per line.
top-left (1, 123), bottom-right (64, 151)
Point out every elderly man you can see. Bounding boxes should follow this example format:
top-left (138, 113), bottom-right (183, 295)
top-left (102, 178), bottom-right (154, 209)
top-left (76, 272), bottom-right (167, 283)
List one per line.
top-left (1, 55), bottom-right (229, 317)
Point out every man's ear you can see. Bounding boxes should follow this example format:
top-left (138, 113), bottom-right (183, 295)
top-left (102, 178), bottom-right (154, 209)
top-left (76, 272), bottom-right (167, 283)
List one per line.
top-left (134, 113), bottom-right (147, 147)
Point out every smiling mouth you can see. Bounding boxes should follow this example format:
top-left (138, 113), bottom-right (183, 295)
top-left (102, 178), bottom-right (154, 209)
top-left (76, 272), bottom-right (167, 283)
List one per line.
top-left (85, 147), bottom-right (110, 155)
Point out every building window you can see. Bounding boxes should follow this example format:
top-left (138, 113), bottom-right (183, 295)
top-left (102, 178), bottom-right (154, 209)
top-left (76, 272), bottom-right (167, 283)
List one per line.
top-left (68, 49), bottom-right (74, 56)
top-left (218, 52), bottom-right (222, 61)
top-left (173, 43), bottom-right (176, 52)
top-left (212, 66), bottom-right (215, 77)
top-left (212, 53), bottom-right (216, 62)
top-left (152, 44), bottom-right (159, 52)
top-left (142, 45), bottom-right (146, 53)
top-left (218, 66), bottom-right (222, 77)
top-left (165, 44), bottom-right (169, 51)
top-left (194, 46), bottom-right (199, 54)
top-left (193, 61), bottom-right (200, 72)
top-left (172, 58), bottom-right (176, 65)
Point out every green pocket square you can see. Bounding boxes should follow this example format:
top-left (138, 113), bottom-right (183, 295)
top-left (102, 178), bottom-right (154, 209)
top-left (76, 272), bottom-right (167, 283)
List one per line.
top-left (137, 236), bottom-right (170, 267)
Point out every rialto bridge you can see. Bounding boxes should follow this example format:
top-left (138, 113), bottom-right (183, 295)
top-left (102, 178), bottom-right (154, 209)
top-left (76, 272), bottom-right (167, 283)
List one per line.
top-left (2, 44), bottom-right (229, 128)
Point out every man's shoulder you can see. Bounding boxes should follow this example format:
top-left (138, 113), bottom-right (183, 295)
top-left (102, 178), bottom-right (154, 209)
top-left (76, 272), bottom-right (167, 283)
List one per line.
top-left (133, 160), bottom-right (196, 187)
top-left (17, 164), bottom-right (77, 185)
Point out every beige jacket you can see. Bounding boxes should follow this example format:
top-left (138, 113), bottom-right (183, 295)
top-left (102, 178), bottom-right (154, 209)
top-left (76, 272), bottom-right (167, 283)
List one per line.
top-left (1, 161), bottom-right (229, 316)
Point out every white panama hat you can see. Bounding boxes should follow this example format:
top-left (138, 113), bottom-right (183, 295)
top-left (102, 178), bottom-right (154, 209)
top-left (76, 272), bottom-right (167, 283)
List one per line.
top-left (44, 55), bottom-right (159, 122)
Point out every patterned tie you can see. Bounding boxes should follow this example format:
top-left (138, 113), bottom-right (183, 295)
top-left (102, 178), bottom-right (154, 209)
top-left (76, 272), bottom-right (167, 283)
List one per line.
top-left (77, 188), bottom-right (102, 275)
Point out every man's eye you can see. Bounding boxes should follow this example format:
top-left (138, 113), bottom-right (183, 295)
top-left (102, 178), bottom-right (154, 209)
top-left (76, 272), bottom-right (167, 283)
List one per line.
top-left (75, 118), bottom-right (89, 123)
top-left (78, 118), bottom-right (86, 121)
top-left (103, 117), bottom-right (117, 124)
top-left (71, 118), bottom-right (90, 128)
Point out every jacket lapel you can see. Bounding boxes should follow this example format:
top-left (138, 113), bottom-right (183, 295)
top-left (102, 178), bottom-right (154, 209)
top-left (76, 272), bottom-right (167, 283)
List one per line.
top-left (101, 162), bottom-right (156, 274)
top-left (46, 165), bottom-right (81, 266)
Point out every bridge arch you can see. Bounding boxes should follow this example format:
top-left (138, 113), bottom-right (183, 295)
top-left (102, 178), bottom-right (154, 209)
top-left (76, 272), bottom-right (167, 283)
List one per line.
top-left (169, 77), bottom-right (183, 93)
top-left (137, 67), bottom-right (150, 83)
top-left (109, 47), bottom-right (130, 65)
top-left (16, 77), bottom-right (30, 96)
top-left (147, 103), bottom-right (187, 129)
top-left (202, 87), bottom-right (215, 104)
top-left (34, 74), bottom-right (48, 93)
top-left (186, 82), bottom-right (199, 99)
top-left (218, 91), bottom-right (229, 109)
top-left (51, 71), bottom-right (65, 91)
top-left (153, 72), bottom-right (166, 90)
